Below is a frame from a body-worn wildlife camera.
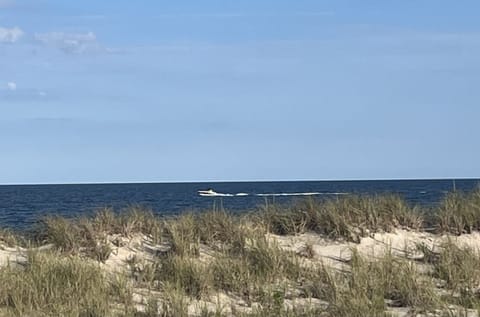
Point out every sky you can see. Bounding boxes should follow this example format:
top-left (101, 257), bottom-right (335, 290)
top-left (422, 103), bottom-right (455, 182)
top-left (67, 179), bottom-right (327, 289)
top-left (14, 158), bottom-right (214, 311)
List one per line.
top-left (0, 0), bottom-right (479, 184)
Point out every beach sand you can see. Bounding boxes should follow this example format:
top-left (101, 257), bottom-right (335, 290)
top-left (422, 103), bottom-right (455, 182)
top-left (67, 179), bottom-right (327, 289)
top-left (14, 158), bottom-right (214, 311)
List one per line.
top-left (2, 227), bottom-right (479, 316)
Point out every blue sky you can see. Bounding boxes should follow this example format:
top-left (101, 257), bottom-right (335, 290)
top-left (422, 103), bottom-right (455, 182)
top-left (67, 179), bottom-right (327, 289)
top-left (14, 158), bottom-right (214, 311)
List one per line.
top-left (0, 0), bottom-right (479, 184)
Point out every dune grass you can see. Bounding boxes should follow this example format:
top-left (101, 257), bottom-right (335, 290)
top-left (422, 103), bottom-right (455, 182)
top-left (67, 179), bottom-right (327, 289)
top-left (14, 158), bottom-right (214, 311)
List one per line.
top-left (420, 239), bottom-right (480, 311)
top-left (258, 195), bottom-right (423, 242)
top-left (437, 188), bottom-right (480, 234)
top-left (2, 190), bottom-right (480, 316)
top-left (156, 255), bottom-right (211, 299)
top-left (0, 228), bottom-right (20, 248)
top-left (209, 237), bottom-right (302, 303)
top-left (0, 251), bottom-right (118, 316)
top-left (346, 249), bottom-right (439, 313)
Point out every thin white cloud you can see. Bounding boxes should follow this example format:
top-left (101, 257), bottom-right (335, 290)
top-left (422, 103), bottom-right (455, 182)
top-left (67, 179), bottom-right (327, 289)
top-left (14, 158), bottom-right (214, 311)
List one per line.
top-left (0, 26), bottom-right (24, 43)
top-left (6, 82), bottom-right (16, 91)
top-left (34, 31), bottom-right (105, 54)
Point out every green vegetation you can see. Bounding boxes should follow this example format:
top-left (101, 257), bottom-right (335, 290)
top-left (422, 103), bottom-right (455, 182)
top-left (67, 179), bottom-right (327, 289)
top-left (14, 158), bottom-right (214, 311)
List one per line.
top-left (417, 239), bottom-right (480, 311)
top-left (0, 228), bottom-right (19, 247)
top-left (0, 189), bottom-right (480, 316)
top-left (258, 194), bottom-right (423, 241)
top-left (437, 189), bottom-right (480, 234)
top-left (0, 251), bottom-right (120, 316)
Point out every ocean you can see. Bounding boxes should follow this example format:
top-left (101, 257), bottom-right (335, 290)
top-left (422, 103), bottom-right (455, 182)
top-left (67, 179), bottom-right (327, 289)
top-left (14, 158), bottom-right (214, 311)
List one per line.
top-left (0, 179), bottom-right (478, 229)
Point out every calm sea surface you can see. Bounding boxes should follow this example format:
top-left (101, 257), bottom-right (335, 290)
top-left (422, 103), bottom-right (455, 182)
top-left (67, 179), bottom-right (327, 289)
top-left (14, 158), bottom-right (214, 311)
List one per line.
top-left (0, 179), bottom-right (479, 229)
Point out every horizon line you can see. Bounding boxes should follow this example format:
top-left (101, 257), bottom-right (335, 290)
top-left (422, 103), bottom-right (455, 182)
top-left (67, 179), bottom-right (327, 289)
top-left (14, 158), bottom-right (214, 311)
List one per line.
top-left (1, 176), bottom-right (479, 186)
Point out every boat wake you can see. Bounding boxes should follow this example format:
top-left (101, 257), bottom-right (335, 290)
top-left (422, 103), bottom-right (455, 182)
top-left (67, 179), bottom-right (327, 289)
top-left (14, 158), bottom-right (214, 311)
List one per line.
top-left (198, 189), bottom-right (347, 197)
top-left (255, 192), bottom-right (347, 197)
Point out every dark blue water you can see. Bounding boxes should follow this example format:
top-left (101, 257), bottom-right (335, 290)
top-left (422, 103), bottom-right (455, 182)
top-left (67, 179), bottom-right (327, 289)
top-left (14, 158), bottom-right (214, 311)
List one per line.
top-left (0, 179), bottom-right (478, 229)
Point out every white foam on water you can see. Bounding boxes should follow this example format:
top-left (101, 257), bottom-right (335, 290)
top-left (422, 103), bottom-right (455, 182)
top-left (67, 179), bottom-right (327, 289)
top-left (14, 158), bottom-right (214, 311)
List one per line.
top-left (256, 192), bottom-right (319, 197)
top-left (255, 192), bottom-right (347, 197)
top-left (199, 191), bottom-right (347, 198)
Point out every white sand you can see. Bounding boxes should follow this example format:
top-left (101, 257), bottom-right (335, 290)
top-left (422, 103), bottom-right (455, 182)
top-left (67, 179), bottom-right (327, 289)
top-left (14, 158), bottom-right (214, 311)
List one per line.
top-left (2, 229), bottom-right (480, 316)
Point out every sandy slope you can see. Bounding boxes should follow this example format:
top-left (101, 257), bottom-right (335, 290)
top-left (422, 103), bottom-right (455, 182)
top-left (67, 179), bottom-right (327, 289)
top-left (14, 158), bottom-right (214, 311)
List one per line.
top-left (1, 230), bottom-right (479, 316)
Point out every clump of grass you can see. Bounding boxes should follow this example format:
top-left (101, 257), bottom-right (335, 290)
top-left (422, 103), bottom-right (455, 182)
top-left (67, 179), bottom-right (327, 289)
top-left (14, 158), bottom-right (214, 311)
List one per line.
top-left (34, 216), bottom-right (113, 262)
top-left (258, 203), bottom-right (307, 236)
top-left (77, 218), bottom-right (112, 262)
top-left (327, 249), bottom-right (387, 316)
top-left (210, 255), bottom-right (253, 296)
top-left (35, 207), bottom-right (165, 261)
top-left (196, 210), bottom-right (256, 254)
top-left (259, 195), bottom-right (423, 242)
top-left (325, 248), bottom-right (439, 316)
top-left (416, 238), bottom-right (480, 310)
top-left (109, 273), bottom-right (135, 313)
top-left (0, 251), bottom-right (121, 316)
top-left (160, 282), bottom-right (189, 317)
top-left (92, 207), bottom-right (119, 234)
top-left (119, 206), bottom-right (161, 239)
top-left (246, 237), bottom-right (301, 281)
top-left (257, 287), bottom-right (287, 316)
top-left (164, 214), bottom-right (200, 257)
top-left (433, 239), bottom-right (480, 295)
top-left (92, 206), bottom-right (163, 243)
top-left (437, 189), bottom-right (480, 235)
top-left (128, 257), bottom-right (159, 288)
top-left (373, 251), bottom-right (438, 310)
top-left (196, 210), bottom-right (237, 243)
top-left (35, 216), bottom-right (81, 253)
top-left (0, 228), bottom-right (20, 248)
top-left (319, 195), bottom-right (422, 237)
top-left (155, 255), bottom-right (210, 299)
top-left (210, 236), bottom-right (302, 303)
top-left (300, 264), bottom-right (338, 303)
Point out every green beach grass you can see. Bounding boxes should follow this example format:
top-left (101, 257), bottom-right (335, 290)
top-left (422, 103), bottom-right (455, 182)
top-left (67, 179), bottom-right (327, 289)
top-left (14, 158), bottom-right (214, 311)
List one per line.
top-left (1, 189), bottom-right (480, 316)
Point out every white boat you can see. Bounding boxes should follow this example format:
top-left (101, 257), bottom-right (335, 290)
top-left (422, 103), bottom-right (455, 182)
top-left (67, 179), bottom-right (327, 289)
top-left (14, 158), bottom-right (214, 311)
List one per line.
top-left (198, 189), bottom-right (217, 196)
